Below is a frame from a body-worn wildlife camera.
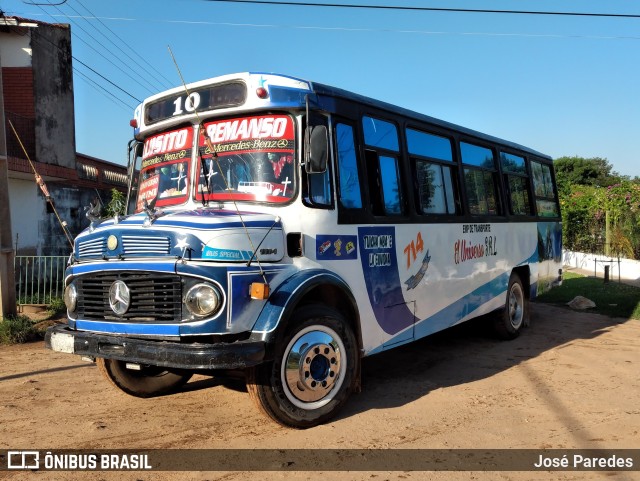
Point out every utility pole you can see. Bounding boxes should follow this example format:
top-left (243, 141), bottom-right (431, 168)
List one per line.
top-left (0, 56), bottom-right (18, 318)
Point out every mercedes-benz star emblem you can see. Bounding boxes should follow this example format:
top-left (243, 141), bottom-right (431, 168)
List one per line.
top-left (108, 280), bottom-right (131, 316)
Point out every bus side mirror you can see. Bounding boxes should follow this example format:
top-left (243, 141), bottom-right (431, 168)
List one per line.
top-left (305, 125), bottom-right (328, 174)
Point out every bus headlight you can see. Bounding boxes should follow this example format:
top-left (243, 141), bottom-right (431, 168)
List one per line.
top-left (64, 283), bottom-right (77, 312)
top-left (185, 283), bottom-right (222, 317)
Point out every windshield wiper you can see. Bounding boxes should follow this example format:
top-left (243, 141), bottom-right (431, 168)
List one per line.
top-left (199, 153), bottom-right (211, 207)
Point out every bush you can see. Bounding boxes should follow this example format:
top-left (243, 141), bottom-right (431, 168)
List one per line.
top-left (0, 315), bottom-right (42, 344)
top-left (47, 297), bottom-right (66, 316)
top-left (560, 181), bottom-right (640, 258)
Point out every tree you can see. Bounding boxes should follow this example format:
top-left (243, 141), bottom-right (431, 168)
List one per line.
top-left (554, 156), bottom-right (624, 196)
top-left (104, 188), bottom-right (126, 218)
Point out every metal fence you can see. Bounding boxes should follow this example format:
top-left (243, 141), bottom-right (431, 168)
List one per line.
top-left (13, 256), bottom-right (69, 305)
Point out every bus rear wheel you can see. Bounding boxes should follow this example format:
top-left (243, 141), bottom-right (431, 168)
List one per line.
top-left (97, 358), bottom-right (192, 398)
top-left (246, 305), bottom-right (358, 429)
top-left (494, 273), bottom-right (528, 340)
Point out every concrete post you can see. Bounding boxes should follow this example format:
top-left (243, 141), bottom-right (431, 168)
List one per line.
top-left (0, 56), bottom-right (18, 318)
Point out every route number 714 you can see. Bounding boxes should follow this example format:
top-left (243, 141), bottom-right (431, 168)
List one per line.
top-left (403, 232), bottom-right (424, 269)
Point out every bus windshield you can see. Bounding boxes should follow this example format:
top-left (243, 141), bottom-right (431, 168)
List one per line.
top-left (196, 114), bottom-right (296, 203)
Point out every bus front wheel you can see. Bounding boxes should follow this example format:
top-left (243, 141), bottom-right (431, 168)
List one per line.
top-left (494, 273), bottom-right (528, 340)
top-left (246, 305), bottom-right (359, 429)
top-left (97, 358), bottom-right (192, 398)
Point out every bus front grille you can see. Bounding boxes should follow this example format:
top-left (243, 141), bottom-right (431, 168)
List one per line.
top-left (122, 235), bottom-right (171, 255)
top-left (76, 273), bottom-right (182, 322)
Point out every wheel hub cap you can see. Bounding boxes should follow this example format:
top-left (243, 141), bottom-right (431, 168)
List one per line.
top-left (509, 284), bottom-right (523, 329)
top-left (284, 331), bottom-right (342, 403)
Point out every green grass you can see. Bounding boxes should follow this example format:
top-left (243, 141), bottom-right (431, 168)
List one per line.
top-left (0, 297), bottom-right (65, 345)
top-left (46, 297), bottom-right (66, 317)
top-left (536, 272), bottom-right (640, 319)
top-left (0, 315), bottom-right (43, 344)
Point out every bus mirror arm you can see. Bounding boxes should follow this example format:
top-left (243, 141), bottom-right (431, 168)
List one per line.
top-left (303, 93), bottom-right (328, 174)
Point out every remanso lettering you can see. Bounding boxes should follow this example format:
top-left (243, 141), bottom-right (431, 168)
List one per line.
top-left (207, 117), bottom-right (288, 142)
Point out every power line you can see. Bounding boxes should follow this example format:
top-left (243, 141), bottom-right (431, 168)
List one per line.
top-left (71, 56), bottom-right (142, 103)
top-left (39, 1), bottom-right (161, 95)
top-left (74, 0), bottom-right (174, 89)
top-left (62, 0), bottom-right (168, 92)
top-left (74, 68), bottom-right (135, 111)
top-left (16, 11), bottom-right (640, 41)
top-left (27, 24), bottom-right (142, 103)
top-left (203, 0), bottom-right (640, 19)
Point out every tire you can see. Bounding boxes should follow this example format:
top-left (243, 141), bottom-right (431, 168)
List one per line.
top-left (494, 272), bottom-right (528, 340)
top-left (97, 358), bottom-right (192, 398)
top-left (246, 304), bottom-right (359, 429)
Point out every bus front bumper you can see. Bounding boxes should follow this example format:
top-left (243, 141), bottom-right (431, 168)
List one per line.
top-left (44, 325), bottom-right (266, 370)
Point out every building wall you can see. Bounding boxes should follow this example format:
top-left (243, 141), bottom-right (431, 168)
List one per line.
top-left (0, 31), bottom-right (31, 67)
top-left (6, 177), bottom-right (39, 255)
top-left (2, 67), bottom-right (36, 159)
top-left (31, 23), bottom-right (75, 169)
top-left (2, 67), bottom-right (34, 118)
top-left (2, 18), bottom-right (126, 258)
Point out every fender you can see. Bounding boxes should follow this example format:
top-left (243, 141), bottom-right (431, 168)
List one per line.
top-left (248, 268), bottom-right (360, 348)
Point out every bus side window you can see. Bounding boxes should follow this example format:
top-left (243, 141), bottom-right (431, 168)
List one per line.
top-left (379, 155), bottom-right (402, 215)
top-left (414, 161), bottom-right (456, 214)
top-left (335, 123), bottom-right (363, 209)
top-left (460, 142), bottom-right (500, 216)
top-left (362, 116), bottom-right (403, 216)
top-left (308, 170), bottom-right (332, 206)
top-left (531, 160), bottom-right (559, 217)
top-left (364, 149), bottom-right (384, 215)
top-left (500, 152), bottom-right (532, 216)
top-left (406, 128), bottom-right (458, 215)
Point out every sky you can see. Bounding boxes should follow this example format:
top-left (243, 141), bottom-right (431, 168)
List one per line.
top-left (1, 0), bottom-right (638, 177)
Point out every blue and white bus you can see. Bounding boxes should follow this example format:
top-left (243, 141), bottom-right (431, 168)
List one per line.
top-left (46, 72), bottom-right (562, 428)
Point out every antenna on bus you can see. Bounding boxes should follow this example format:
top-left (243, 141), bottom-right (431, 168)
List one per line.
top-left (166, 46), bottom-right (270, 292)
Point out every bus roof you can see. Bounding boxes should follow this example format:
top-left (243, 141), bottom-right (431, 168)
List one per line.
top-left (308, 79), bottom-right (551, 160)
top-left (135, 72), bottom-right (551, 160)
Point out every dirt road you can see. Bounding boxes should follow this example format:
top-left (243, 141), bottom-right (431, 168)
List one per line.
top-left (1, 303), bottom-right (638, 481)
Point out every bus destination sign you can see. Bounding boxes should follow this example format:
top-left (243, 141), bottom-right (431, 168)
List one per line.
top-left (145, 81), bottom-right (247, 125)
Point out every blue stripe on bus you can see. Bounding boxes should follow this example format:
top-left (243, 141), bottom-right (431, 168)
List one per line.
top-left (69, 262), bottom-right (176, 275)
top-left (153, 220), bottom-right (277, 230)
top-left (74, 320), bottom-right (180, 336)
top-left (368, 271), bottom-right (511, 355)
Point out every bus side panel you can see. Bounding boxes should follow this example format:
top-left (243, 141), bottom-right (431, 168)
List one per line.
top-left (305, 219), bottom-right (559, 357)
top-left (362, 222), bottom-right (540, 355)
top-left (532, 220), bottom-right (563, 297)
